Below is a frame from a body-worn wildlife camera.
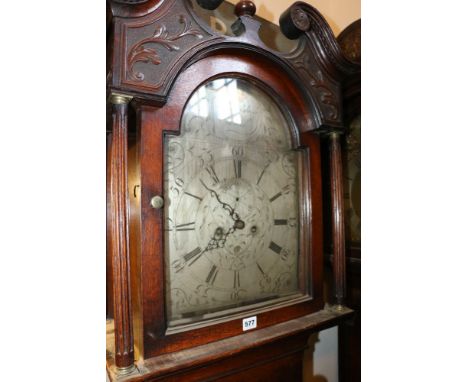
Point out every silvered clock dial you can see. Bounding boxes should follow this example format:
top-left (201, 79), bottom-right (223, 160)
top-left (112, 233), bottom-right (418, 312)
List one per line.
top-left (164, 77), bottom-right (307, 326)
top-left (343, 114), bottom-right (361, 244)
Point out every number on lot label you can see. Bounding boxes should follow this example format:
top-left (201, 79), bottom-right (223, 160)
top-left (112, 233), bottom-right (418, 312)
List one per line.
top-left (242, 316), bottom-right (257, 331)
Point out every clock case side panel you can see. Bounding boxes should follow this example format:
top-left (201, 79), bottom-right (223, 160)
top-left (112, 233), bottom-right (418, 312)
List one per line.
top-left (336, 18), bottom-right (361, 382)
top-left (137, 51), bottom-right (324, 359)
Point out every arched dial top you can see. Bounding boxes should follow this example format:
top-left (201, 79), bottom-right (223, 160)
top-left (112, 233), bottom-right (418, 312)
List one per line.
top-left (164, 77), bottom-right (307, 326)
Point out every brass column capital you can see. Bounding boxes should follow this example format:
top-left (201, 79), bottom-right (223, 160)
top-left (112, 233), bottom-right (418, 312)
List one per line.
top-left (111, 93), bottom-right (133, 105)
top-left (330, 131), bottom-right (343, 139)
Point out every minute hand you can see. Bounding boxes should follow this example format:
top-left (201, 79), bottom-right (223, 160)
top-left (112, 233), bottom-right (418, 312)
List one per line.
top-left (200, 179), bottom-right (241, 221)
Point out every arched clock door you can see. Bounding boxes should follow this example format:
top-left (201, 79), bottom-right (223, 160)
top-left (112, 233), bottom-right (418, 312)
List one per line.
top-left (106, 0), bottom-right (360, 381)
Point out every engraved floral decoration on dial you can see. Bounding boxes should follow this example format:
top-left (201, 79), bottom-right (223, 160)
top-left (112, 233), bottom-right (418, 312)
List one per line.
top-left (164, 78), bottom-right (304, 326)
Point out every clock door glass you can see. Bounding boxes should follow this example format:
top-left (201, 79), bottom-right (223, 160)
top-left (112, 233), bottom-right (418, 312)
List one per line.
top-left (164, 77), bottom-right (308, 327)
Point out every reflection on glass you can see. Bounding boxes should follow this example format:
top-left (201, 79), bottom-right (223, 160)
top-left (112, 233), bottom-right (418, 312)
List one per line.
top-left (164, 78), bottom-right (304, 327)
top-left (187, 78), bottom-right (242, 124)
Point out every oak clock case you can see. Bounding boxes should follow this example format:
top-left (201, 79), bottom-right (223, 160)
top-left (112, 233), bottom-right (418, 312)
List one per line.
top-left (337, 18), bottom-right (361, 382)
top-left (107, 0), bottom-right (358, 379)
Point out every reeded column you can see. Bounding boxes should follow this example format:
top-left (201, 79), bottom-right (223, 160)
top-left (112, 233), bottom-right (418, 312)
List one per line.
top-left (329, 132), bottom-right (346, 307)
top-left (110, 93), bottom-right (135, 372)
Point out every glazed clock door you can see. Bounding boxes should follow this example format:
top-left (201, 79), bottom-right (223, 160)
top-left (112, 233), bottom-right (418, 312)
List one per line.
top-left (164, 77), bottom-right (306, 327)
top-left (139, 53), bottom-right (323, 358)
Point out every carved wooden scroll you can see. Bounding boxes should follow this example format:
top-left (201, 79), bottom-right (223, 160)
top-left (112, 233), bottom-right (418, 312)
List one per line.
top-left (279, 2), bottom-right (360, 305)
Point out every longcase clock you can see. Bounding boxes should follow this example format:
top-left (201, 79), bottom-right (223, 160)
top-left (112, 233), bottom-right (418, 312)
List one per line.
top-left (106, 1), bottom-right (359, 381)
top-left (337, 18), bottom-right (361, 382)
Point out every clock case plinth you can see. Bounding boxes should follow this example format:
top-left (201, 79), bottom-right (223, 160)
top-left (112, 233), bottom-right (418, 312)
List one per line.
top-left (106, 0), bottom-right (360, 380)
top-left (106, 306), bottom-right (353, 382)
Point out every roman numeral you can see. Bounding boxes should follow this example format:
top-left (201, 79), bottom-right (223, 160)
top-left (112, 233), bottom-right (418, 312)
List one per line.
top-left (257, 165), bottom-right (268, 185)
top-left (274, 219), bottom-right (288, 225)
top-left (233, 159), bottom-right (242, 178)
top-left (256, 262), bottom-right (265, 275)
top-left (206, 166), bottom-right (220, 184)
top-left (269, 192), bottom-right (282, 202)
top-left (175, 222), bottom-right (195, 231)
top-left (184, 191), bottom-right (202, 201)
top-left (184, 247), bottom-right (202, 265)
top-left (205, 265), bottom-right (218, 285)
top-left (233, 270), bottom-right (240, 289)
top-left (269, 241), bottom-right (282, 255)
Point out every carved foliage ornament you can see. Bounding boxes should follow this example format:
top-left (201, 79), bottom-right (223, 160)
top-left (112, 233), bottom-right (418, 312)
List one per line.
top-left (289, 44), bottom-right (338, 121)
top-left (127, 15), bottom-right (204, 82)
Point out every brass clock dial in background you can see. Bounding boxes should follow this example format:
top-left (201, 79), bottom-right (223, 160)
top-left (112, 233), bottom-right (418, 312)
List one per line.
top-left (343, 114), bottom-right (361, 244)
top-left (163, 77), bottom-right (306, 326)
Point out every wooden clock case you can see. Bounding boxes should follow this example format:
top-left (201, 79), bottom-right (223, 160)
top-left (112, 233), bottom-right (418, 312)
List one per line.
top-left (336, 18), bottom-right (361, 382)
top-left (106, 1), bottom-right (360, 381)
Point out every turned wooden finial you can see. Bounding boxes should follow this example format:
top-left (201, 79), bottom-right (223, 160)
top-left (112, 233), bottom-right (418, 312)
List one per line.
top-left (235, 0), bottom-right (256, 17)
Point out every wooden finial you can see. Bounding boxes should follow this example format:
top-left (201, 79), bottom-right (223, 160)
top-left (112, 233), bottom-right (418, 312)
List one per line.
top-left (235, 0), bottom-right (256, 17)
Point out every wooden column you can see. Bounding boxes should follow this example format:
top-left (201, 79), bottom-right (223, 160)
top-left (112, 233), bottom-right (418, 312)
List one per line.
top-left (106, 132), bottom-right (114, 319)
top-left (329, 132), bottom-right (346, 307)
top-left (110, 93), bottom-right (135, 371)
